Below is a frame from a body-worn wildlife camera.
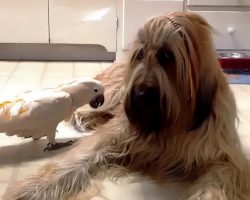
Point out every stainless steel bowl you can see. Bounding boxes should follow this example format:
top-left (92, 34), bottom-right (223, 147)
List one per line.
top-left (219, 52), bottom-right (250, 58)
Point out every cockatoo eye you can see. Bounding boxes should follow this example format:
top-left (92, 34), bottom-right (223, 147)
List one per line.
top-left (94, 88), bottom-right (98, 93)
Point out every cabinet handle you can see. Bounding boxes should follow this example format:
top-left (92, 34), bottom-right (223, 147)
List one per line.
top-left (227, 27), bottom-right (235, 35)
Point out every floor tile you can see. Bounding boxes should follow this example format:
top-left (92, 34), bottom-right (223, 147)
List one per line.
top-left (238, 114), bottom-right (250, 137)
top-left (41, 62), bottom-right (74, 88)
top-left (141, 181), bottom-right (187, 200)
top-left (102, 179), bottom-right (146, 200)
top-left (10, 62), bottom-right (45, 77)
top-left (231, 85), bottom-right (250, 98)
top-left (237, 100), bottom-right (250, 110)
top-left (74, 62), bottom-right (102, 78)
top-left (0, 166), bottom-right (13, 182)
top-left (16, 159), bottom-right (49, 180)
top-left (239, 136), bottom-right (250, 158)
top-left (2, 62), bottom-right (46, 93)
top-left (41, 78), bottom-right (69, 88)
top-left (0, 77), bottom-right (9, 89)
top-left (0, 135), bottom-right (66, 166)
top-left (238, 85), bottom-right (250, 94)
top-left (0, 61), bottom-right (249, 200)
top-left (0, 135), bottom-right (26, 147)
top-left (0, 61), bottom-right (18, 77)
top-left (44, 62), bottom-right (73, 77)
top-left (0, 182), bottom-right (9, 200)
top-left (100, 62), bottom-right (112, 71)
top-left (0, 62), bottom-right (18, 90)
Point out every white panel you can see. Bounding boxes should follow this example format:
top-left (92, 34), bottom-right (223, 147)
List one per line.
top-left (0, 0), bottom-right (49, 43)
top-left (123, 0), bottom-right (183, 49)
top-left (187, 0), bottom-right (250, 6)
top-left (191, 11), bottom-right (250, 49)
top-left (49, 0), bottom-right (117, 52)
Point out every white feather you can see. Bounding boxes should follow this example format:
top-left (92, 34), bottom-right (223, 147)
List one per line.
top-left (0, 78), bottom-right (105, 144)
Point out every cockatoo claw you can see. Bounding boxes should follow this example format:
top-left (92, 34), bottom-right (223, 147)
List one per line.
top-left (43, 140), bottom-right (76, 151)
top-left (23, 136), bottom-right (42, 140)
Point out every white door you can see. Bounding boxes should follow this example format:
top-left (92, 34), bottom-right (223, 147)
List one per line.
top-left (49, 0), bottom-right (117, 52)
top-left (122, 0), bottom-right (184, 49)
top-left (0, 0), bottom-right (49, 43)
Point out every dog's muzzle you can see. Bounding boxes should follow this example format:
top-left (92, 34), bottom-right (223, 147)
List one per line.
top-left (89, 94), bottom-right (105, 108)
top-left (125, 85), bottom-right (164, 133)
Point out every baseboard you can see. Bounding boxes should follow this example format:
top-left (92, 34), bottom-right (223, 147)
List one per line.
top-left (0, 43), bottom-right (115, 61)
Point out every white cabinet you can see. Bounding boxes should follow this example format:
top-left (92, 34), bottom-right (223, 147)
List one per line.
top-left (0, 1), bottom-right (117, 52)
top-left (0, 0), bottom-right (49, 43)
top-left (187, 0), bottom-right (250, 6)
top-left (122, 0), bottom-right (184, 49)
top-left (187, 1), bottom-right (250, 50)
top-left (49, 0), bottom-right (117, 52)
top-left (190, 11), bottom-right (250, 50)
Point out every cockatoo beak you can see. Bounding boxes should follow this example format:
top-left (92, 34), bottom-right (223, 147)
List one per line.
top-left (89, 94), bottom-right (105, 108)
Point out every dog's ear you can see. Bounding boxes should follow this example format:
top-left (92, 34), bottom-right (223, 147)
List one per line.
top-left (137, 27), bottom-right (146, 43)
top-left (190, 78), bottom-right (217, 130)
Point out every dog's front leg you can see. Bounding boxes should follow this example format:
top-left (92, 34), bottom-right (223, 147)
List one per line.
top-left (3, 131), bottom-right (117, 200)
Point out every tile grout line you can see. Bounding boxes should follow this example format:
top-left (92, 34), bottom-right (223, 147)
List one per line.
top-left (72, 62), bottom-right (76, 79)
top-left (1, 62), bottom-right (19, 89)
top-left (99, 62), bottom-right (103, 71)
top-left (239, 86), bottom-right (250, 95)
top-left (39, 62), bottom-right (48, 89)
top-left (9, 163), bottom-right (21, 183)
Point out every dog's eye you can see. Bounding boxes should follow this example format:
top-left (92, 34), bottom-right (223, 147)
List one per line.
top-left (136, 48), bottom-right (144, 60)
top-left (156, 49), bottom-right (175, 66)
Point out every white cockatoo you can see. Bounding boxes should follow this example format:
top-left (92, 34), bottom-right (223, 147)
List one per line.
top-left (0, 78), bottom-right (105, 151)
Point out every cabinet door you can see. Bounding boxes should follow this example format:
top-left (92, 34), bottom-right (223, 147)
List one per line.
top-left (49, 0), bottom-right (117, 52)
top-left (0, 0), bottom-right (49, 43)
top-left (187, 0), bottom-right (250, 6)
top-left (191, 11), bottom-right (250, 50)
top-left (123, 0), bottom-right (183, 49)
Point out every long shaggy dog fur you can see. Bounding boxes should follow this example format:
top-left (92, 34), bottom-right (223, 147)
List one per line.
top-left (4, 12), bottom-right (250, 200)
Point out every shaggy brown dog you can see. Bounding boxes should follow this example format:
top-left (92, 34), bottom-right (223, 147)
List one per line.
top-left (4, 12), bottom-right (250, 200)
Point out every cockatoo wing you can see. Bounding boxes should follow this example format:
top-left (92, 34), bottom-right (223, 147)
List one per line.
top-left (0, 90), bottom-right (72, 139)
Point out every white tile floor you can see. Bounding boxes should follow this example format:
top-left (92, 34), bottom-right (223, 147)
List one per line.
top-left (0, 61), bottom-right (249, 200)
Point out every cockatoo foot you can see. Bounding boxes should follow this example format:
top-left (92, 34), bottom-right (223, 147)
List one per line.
top-left (23, 136), bottom-right (32, 139)
top-left (23, 136), bottom-right (42, 140)
top-left (43, 140), bottom-right (76, 151)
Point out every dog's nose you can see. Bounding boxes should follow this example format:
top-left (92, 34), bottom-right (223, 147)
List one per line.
top-left (132, 86), bottom-right (158, 105)
top-left (126, 86), bottom-right (163, 133)
top-left (133, 89), bottom-right (147, 101)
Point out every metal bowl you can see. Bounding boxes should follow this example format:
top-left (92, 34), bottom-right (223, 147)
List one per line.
top-left (219, 52), bottom-right (250, 58)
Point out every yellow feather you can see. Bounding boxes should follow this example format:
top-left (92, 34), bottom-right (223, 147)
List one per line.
top-left (0, 98), bottom-right (28, 119)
